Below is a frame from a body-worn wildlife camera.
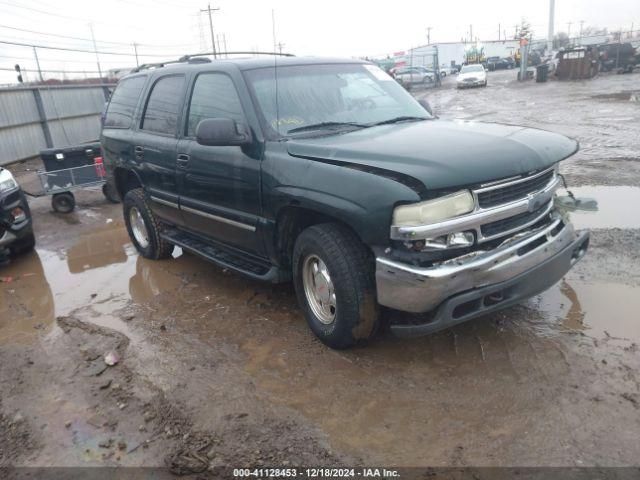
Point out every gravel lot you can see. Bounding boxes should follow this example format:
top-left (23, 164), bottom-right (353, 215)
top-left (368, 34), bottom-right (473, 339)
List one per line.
top-left (1, 68), bottom-right (639, 474)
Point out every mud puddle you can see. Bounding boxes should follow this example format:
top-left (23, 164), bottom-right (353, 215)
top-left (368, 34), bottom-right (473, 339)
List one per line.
top-left (558, 186), bottom-right (640, 229)
top-left (591, 90), bottom-right (640, 102)
top-left (531, 280), bottom-right (640, 343)
top-left (0, 220), bottom-right (208, 345)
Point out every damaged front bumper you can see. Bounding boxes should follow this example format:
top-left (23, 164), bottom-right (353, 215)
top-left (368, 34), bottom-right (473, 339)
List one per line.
top-left (375, 215), bottom-right (589, 337)
top-left (0, 188), bottom-right (33, 250)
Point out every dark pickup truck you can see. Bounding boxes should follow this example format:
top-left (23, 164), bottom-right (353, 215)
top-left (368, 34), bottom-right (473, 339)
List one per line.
top-left (102, 56), bottom-right (589, 349)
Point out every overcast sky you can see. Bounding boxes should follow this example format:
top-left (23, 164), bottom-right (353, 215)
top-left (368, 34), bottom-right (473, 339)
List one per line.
top-left (0, 0), bottom-right (638, 84)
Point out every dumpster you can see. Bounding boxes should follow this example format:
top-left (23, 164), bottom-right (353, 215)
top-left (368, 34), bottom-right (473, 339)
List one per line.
top-left (536, 64), bottom-right (549, 82)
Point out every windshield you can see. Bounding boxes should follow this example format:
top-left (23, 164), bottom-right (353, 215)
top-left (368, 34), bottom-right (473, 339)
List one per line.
top-left (461, 65), bottom-right (484, 73)
top-left (244, 63), bottom-right (431, 137)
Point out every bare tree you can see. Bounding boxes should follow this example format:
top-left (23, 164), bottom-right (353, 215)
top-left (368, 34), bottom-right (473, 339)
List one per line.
top-left (553, 32), bottom-right (570, 49)
top-left (515, 18), bottom-right (533, 39)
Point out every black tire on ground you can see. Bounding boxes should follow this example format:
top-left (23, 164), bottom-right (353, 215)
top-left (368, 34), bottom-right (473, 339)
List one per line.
top-left (123, 188), bottom-right (174, 260)
top-left (102, 183), bottom-right (120, 203)
top-left (51, 192), bottom-right (75, 213)
top-left (292, 223), bottom-right (380, 349)
top-left (11, 232), bottom-right (36, 255)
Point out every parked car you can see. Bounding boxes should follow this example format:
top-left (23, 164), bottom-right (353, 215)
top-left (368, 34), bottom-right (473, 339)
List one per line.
top-left (393, 66), bottom-right (434, 87)
top-left (457, 63), bottom-right (487, 88)
top-left (102, 56), bottom-right (589, 349)
top-left (486, 56), bottom-right (515, 71)
top-left (439, 65), bottom-right (458, 76)
top-left (0, 167), bottom-right (35, 265)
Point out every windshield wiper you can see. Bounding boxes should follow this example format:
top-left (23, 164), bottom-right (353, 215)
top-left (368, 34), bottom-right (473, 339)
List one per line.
top-left (287, 121), bottom-right (368, 135)
top-left (368, 116), bottom-right (429, 127)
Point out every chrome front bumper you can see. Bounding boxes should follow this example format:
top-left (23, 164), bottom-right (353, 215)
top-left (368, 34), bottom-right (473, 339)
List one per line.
top-left (376, 215), bottom-right (588, 316)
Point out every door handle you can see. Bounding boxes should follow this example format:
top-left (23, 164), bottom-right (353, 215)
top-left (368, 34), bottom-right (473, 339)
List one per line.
top-left (134, 146), bottom-right (144, 160)
top-left (176, 154), bottom-right (190, 169)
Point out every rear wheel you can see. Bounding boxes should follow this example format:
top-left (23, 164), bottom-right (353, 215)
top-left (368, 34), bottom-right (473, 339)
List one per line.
top-left (51, 192), bottom-right (75, 213)
top-left (102, 183), bottom-right (120, 203)
top-left (293, 223), bottom-right (380, 349)
top-left (123, 188), bottom-right (174, 260)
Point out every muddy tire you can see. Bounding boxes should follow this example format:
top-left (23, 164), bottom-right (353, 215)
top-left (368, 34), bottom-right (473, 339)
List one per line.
top-left (102, 183), bottom-right (120, 203)
top-left (51, 192), bottom-right (75, 213)
top-left (123, 188), bottom-right (174, 260)
top-left (11, 231), bottom-right (36, 255)
top-left (292, 223), bottom-right (379, 349)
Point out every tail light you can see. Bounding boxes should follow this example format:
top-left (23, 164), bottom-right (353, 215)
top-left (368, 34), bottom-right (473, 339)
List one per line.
top-left (94, 156), bottom-right (106, 177)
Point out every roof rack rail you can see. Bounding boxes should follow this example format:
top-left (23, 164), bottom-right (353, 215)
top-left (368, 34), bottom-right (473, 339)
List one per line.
top-left (132, 51), bottom-right (294, 72)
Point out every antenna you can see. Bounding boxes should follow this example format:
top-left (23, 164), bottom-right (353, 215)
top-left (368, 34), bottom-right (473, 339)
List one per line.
top-left (272, 9), bottom-right (280, 137)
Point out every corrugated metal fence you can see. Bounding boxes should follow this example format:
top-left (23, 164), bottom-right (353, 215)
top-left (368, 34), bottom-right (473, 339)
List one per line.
top-left (0, 84), bottom-right (114, 166)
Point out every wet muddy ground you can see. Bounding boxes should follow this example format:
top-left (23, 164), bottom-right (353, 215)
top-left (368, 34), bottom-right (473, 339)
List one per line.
top-left (2, 69), bottom-right (640, 473)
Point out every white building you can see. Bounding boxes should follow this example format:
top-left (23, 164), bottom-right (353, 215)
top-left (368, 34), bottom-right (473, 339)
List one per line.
top-left (407, 39), bottom-right (522, 68)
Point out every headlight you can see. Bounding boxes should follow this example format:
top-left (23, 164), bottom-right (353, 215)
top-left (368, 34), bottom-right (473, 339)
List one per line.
top-left (0, 169), bottom-right (19, 193)
top-left (392, 190), bottom-right (475, 227)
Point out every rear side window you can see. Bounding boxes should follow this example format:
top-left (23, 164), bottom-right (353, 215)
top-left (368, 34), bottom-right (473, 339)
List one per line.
top-left (104, 76), bottom-right (146, 128)
top-left (186, 73), bottom-right (245, 137)
top-left (141, 75), bottom-right (186, 135)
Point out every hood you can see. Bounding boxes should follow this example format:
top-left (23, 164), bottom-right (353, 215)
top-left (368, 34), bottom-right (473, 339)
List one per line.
top-left (458, 70), bottom-right (486, 80)
top-left (286, 119), bottom-right (577, 192)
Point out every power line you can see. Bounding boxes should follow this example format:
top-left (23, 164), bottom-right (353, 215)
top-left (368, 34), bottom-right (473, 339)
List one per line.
top-left (0, 66), bottom-right (101, 74)
top-left (0, 24), bottom-right (201, 49)
top-left (0, 39), bottom-right (183, 58)
top-left (0, 23), bottom-right (132, 46)
top-left (0, 0), bottom-right (193, 32)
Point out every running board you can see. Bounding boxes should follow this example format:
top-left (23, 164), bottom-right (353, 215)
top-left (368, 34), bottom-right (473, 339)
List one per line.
top-left (160, 228), bottom-right (288, 283)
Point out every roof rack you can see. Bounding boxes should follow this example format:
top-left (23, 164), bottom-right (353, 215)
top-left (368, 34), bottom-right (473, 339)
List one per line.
top-left (132, 51), bottom-right (294, 72)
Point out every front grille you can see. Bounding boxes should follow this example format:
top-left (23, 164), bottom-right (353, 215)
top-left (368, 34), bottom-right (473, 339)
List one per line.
top-left (481, 200), bottom-right (551, 238)
top-left (477, 169), bottom-right (554, 208)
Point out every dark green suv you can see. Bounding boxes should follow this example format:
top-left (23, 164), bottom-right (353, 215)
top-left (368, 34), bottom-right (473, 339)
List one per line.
top-left (101, 55), bottom-right (589, 349)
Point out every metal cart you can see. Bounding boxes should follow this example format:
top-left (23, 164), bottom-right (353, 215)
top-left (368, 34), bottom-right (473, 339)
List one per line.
top-left (36, 162), bottom-right (119, 213)
top-left (22, 143), bottom-right (119, 213)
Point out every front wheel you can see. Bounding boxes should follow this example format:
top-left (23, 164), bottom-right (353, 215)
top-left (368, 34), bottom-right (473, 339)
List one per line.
top-left (11, 231), bottom-right (35, 255)
top-left (123, 188), bottom-right (174, 260)
top-left (293, 223), bottom-right (380, 349)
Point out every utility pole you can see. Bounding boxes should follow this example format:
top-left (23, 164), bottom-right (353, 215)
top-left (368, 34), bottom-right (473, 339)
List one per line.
top-left (276, 42), bottom-right (284, 54)
top-left (88, 23), bottom-right (103, 81)
top-left (514, 24), bottom-right (519, 39)
top-left (132, 42), bottom-right (139, 67)
top-left (222, 33), bottom-right (228, 58)
top-left (566, 21), bottom-right (572, 39)
top-left (498, 23), bottom-right (501, 40)
top-left (547, 0), bottom-right (555, 51)
top-left (201, 4), bottom-right (220, 58)
top-left (469, 24), bottom-right (473, 42)
top-left (32, 47), bottom-right (43, 83)
top-left (579, 20), bottom-right (585, 45)
top-left (426, 26), bottom-right (432, 45)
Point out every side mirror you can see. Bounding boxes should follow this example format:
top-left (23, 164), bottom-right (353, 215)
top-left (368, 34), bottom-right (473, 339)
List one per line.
top-left (196, 118), bottom-right (252, 147)
top-left (418, 99), bottom-right (433, 116)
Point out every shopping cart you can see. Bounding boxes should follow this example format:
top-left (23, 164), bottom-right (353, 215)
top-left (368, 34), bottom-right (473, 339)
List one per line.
top-left (23, 143), bottom-right (119, 213)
